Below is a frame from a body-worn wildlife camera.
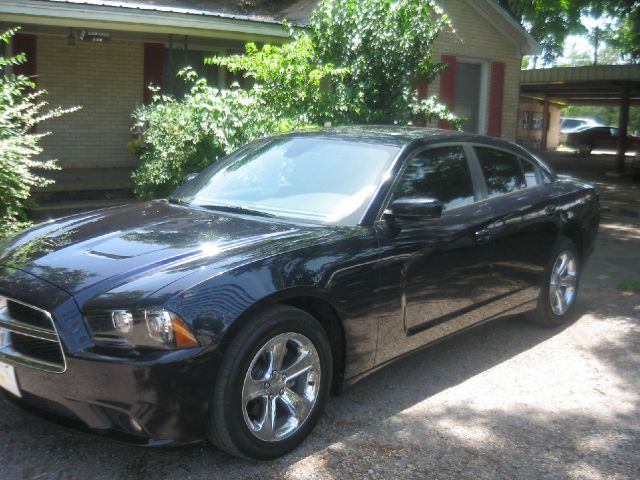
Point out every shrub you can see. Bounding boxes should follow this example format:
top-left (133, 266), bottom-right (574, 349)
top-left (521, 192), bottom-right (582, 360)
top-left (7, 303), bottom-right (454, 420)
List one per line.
top-left (133, 0), bottom-right (460, 197)
top-left (0, 28), bottom-right (79, 236)
top-left (134, 36), bottom-right (350, 198)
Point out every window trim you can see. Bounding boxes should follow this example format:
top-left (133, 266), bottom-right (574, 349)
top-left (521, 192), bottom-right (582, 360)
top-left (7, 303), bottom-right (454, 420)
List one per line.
top-left (374, 142), bottom-right (484, 222)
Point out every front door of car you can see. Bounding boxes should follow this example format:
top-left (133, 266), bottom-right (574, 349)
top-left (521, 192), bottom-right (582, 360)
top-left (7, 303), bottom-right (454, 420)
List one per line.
top-left (372, 145), bottom-right (497, 365)
top-left (591, 127), bottom-right (615, 150)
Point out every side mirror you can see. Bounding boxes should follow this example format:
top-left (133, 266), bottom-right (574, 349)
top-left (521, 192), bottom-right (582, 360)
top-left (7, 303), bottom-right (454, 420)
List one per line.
top-left (183, 172), bottom-right (199, 183)
top-left (386, 197), bottom-right (443, 221)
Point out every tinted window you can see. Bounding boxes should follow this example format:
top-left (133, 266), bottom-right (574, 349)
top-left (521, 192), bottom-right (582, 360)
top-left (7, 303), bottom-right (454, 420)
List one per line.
top-left (475, 147), bottom-right (525, 197)
top-left (562, 119), bottom-right (582, 130)
top-left (520, 158), bottom-right (539, 187)
top-left (392, 146), bottom-right (475, 211)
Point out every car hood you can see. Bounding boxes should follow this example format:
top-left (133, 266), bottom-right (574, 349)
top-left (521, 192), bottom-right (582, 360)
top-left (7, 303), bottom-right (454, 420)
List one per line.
top-left (0, 201), bottom-right (322, 297)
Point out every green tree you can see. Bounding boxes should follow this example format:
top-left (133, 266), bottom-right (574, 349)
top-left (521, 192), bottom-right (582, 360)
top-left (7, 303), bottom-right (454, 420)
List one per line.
top-left (603, 10), bottom-right (640, 63)
top-left (498, 0), bottom-right (640, 64)
top-left (0, 28), bottom-right (79, 237)
top-left (309, 0), bottom-right (451, 123)
top-left (556, 39), bottom-right (627, 67)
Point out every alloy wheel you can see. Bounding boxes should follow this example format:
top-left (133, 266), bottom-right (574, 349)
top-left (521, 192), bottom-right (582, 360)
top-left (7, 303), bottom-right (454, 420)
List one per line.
top-left (549, 250), bottom-right (578, 316)
top-left (241, 332), bottom-right (321, 442)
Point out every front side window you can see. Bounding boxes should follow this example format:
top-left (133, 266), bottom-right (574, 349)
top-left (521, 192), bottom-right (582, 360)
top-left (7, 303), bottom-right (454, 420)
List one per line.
top-left (475, 147), bottom-right (525, 197)
top-left (174, 137), bottom-right (399, 225)
top-left (391, 146), bottom-right (476, 211)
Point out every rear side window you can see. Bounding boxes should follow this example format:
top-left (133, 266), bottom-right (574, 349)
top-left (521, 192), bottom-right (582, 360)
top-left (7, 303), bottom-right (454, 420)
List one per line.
top-left (392, 146), bottom-right (475, 211)
top-left (520, 158), bottom-right (540, 187)
top-left (475, 147), bottom-right (525, 197)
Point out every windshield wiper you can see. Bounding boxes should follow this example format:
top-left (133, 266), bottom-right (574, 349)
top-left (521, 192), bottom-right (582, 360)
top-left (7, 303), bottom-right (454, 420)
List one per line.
top-left (199, 204), bottom-right (277, 218)
top-left (167, 197), bottom-right (189, 206)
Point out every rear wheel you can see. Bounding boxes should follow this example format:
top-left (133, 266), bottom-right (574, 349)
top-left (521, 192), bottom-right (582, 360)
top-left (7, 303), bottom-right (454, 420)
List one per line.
top-left (527, 237), bottom-right (580, 327)
top-left (207, 305), bottom-right (332, 460)
top-left (577, 143), bottom-right (593, 156)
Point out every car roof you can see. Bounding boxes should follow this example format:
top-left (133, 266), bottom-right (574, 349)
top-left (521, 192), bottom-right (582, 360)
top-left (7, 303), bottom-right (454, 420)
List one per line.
top-left (274, 125), bottom-right (521, 150)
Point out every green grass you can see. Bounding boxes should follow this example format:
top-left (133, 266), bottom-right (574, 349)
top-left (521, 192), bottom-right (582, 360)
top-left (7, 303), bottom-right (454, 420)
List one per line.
top-left (617, 280), bottom-right (640, 292)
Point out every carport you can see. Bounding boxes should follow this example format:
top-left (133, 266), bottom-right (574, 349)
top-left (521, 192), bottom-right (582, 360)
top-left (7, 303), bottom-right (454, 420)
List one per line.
top-left (520, 65), bottom-right (640, 175)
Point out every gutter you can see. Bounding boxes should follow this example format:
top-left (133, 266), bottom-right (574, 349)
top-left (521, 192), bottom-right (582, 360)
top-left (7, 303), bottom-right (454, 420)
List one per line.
top-left (0, 0), bottom-right (290, 41)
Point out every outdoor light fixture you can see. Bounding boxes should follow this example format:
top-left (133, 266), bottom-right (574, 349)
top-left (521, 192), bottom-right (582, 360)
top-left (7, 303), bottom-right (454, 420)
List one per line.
top-left (67, 28), bottom-right (76, 46)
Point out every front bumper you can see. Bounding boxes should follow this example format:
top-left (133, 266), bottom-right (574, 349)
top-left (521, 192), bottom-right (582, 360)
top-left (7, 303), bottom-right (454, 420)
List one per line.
top-left (0, 267), bottom-right (219, 446)
top-left (2, 347), bottom-right (217, 446)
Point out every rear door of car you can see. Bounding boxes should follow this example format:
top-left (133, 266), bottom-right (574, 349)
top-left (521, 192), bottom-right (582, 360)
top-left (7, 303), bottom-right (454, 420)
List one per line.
top-left (373, 143), bottom-right (497, 364)
top-left (469, 145), bottom-right (560, 313)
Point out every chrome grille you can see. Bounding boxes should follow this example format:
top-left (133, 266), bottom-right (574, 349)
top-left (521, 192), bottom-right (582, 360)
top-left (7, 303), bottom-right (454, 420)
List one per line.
top-left (7, 300), bottom-right (53, 330)
top-left (0, 296), bottom-right (66, 373)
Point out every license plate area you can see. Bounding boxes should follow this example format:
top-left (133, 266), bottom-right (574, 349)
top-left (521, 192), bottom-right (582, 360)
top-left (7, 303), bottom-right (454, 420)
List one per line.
top-left (0, 361), bottom-right (21, 397)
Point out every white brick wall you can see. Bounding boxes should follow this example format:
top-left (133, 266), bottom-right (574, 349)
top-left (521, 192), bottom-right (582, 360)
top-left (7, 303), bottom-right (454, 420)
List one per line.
top-left (37, 36), bottom-right (143, 169)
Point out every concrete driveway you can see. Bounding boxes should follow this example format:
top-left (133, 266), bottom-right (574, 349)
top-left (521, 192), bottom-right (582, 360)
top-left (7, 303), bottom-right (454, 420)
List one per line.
top-left (1, 153), bottom-right (639, 480)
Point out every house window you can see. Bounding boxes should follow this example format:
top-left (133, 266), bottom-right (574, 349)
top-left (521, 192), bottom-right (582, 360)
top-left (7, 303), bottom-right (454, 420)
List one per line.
top-left (163, 48), bottom-right (251, 97)
top-left (521, 111), bottom-right (547, 131)
top-left (164, 48), bottom-right (222, 97)
top-left (454, 60), bottom-right (488, 134)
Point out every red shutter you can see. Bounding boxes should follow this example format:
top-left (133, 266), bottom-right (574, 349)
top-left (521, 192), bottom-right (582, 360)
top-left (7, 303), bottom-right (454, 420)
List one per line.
top-left (438, 54), bottom-right (457, 129)
top-left (488, 61), bottom-right (505, 137)
top-left (13, 33), bottom-right (37, 86)
top-left (143, 43), bottom-right (165, 104)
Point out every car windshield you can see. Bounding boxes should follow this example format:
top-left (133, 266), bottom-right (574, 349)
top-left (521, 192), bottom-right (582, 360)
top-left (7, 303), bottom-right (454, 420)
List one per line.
top-left (172, 136), bottom-right (400, 225)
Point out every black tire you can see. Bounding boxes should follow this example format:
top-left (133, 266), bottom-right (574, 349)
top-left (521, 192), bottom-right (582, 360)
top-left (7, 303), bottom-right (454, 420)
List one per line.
top-left (207, 305), bottom-right (333, 460)
top-left (527, 237), bottom-right (581, 327)
top-left (578, 143), bottom-right (593, 156)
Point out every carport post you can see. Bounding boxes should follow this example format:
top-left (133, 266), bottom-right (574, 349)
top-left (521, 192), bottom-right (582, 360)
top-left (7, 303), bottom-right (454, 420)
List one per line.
top-left (616, 81), bottom-right (631, 175)
top-left (541, 96), bottom-right (549, 150)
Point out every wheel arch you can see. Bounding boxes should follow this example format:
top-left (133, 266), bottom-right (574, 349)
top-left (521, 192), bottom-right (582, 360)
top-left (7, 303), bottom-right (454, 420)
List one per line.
top-left (218, 288), bottom-right (347, 395)
top-left (560, 221), bottom-right (585, 260)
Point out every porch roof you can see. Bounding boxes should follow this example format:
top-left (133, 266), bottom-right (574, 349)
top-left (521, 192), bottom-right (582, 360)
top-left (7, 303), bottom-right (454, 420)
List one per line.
top-left (2, 0), bottom-right (539, 53)
top-left (0, 0), bottom-right (299, 42)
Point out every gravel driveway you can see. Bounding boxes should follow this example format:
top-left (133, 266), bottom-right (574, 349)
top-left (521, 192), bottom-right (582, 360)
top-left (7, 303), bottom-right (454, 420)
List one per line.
top-left (1, 153), bottom-right (639, 480)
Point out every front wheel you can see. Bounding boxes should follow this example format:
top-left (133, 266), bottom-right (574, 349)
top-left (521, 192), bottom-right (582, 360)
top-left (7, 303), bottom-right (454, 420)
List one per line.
top-left (527, 237), bottom-right (580, 327)
top-left (207, 305), bottom-right (332, 460)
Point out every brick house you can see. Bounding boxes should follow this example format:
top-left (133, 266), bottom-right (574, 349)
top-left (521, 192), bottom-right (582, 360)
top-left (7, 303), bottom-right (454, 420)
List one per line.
top-left (1, 0), bottom-right (539, 215)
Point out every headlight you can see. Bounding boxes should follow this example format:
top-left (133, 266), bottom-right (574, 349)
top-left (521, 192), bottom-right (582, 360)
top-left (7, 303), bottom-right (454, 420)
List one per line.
top-left (84, 309), bottom-right (198, 349)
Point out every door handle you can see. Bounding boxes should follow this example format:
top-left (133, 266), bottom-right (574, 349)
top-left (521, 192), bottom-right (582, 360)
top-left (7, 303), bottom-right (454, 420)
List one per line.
top-left (545, 205), bottom-right (557, 216)
top-left (475, 229), bottom-right (492, 244)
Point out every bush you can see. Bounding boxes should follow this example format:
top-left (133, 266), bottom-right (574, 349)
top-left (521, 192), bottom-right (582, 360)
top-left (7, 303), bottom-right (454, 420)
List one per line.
top-left (134, 35), bottom-right (350, 198)
top-left (133, 0), bottom-right (461, 197)
top-left (0, 28), bottom-right (79, 236)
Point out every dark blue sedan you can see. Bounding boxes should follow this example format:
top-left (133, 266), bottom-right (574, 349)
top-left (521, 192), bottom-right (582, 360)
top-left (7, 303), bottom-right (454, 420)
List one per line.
top-left (0, 127), bottom-right (599, 459)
